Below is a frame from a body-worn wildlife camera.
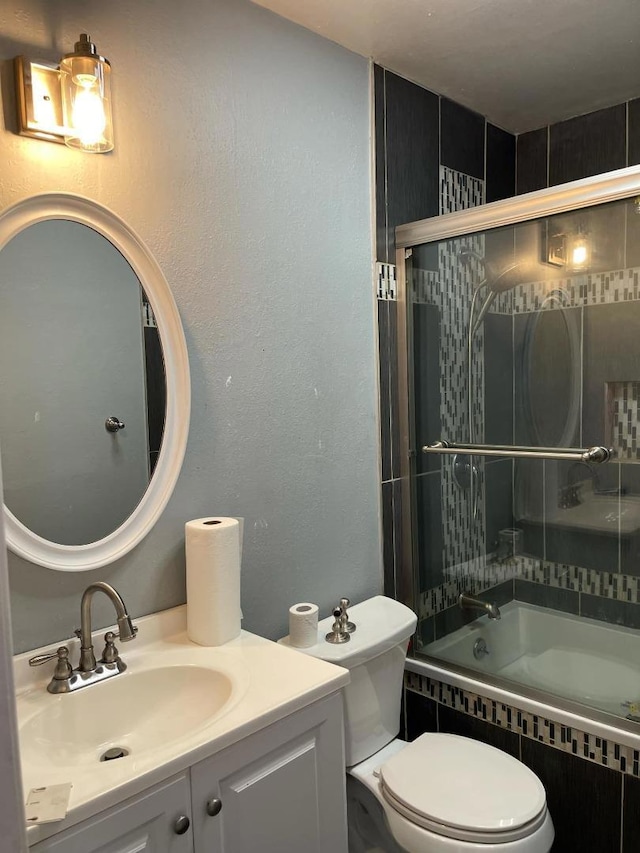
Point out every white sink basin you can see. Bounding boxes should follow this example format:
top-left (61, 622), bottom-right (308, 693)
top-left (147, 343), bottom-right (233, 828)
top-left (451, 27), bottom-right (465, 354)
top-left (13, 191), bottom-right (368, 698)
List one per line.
top-left (15, 606), bottom-right (350, 847)
top-left (19, 665), bottom-right (234, 768)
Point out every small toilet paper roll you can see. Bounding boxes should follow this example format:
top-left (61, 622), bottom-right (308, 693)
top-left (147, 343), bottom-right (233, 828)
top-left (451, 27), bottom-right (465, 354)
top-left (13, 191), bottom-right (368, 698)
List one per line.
top-left (288, 603), bottom-right (319, 648)
top-left (186, 517), bottom-right (242, 647)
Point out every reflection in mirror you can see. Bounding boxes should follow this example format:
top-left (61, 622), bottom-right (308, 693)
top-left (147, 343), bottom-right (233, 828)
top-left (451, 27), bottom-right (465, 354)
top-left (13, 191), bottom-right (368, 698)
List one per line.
top-left (0, 220), bottom-right (166, 546)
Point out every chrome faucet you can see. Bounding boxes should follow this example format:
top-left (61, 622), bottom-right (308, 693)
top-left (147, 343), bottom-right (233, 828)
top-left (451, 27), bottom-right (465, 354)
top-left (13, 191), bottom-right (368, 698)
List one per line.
top-left (459, 592), bottom-right (501, 620)
top-left (78, 581), bottom-right (137, 671)
top-left (29, 581), bottom-right (137, 693)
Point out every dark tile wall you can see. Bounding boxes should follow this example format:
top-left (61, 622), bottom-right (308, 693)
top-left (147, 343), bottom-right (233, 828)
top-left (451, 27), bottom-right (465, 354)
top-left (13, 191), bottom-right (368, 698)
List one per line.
top-left (377, 70), bottom-right (439, 263)
top-left (375, 65), bottom-right (516, 597)
top-left (522, 738), bottom-right (622, 852)
top-left (143, 325), bottom-right (166, 477)
top-left (486, 124), bottom-right (516, 203)
top-left (380, 90), bottom-right (640, 853)
top-left (630, 99), bottom-right (640, 167)
top-left (483, 312), bottom-right (513, 446)
top-left (379, 88), bottom-right (640, 602)
top-left (516, 127), bottom-right (547, 194)
top-left (440, 97), bottom-right (485, 179)
top-left (623, 774), bottom-right (640, 850)
top-left (485, 459), bottom-right (514, 553)
top-left (518, 101), bottom-right (637, 193)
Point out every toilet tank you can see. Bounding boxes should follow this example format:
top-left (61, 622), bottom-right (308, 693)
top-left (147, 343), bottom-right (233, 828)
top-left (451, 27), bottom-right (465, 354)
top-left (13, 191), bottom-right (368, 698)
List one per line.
top-left (284, 596), bottom-right (417, 766)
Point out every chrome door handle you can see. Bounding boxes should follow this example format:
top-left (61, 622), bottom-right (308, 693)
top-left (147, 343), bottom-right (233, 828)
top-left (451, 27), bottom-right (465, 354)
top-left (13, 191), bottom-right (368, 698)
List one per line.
top-left (105, 416), bottom-right (125, 432)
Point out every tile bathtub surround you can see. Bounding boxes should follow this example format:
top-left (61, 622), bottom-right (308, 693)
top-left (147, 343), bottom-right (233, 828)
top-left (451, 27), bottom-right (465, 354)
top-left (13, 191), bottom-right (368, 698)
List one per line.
top-left (522, 737), bottom-right (622, 853)
top-left (433, 579), bottom-right (513, 639)
top-left (490, 266), bottom-right (640, 316)
top-left (417, 556), bottom-right (521, 621)
top-left (610, 381), bottom-right (640, 460)
top-left (374, 65), bottom-right (516, 603)
top-left (417, 553), bottom-right (640, 637)
top-left (404, 671), bottom-right (640, 780)
top-left (437, 168), bottom-right (487, 571)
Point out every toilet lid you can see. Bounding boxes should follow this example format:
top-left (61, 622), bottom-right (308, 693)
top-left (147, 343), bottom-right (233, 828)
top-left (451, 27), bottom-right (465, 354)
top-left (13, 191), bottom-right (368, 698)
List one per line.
top-left (379, 733), bottom-right (547, 835)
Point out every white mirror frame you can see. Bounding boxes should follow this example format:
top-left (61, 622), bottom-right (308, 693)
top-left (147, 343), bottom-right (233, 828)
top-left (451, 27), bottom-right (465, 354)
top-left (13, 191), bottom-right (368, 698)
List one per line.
top-left (0, 193), bottom-right (190, 571)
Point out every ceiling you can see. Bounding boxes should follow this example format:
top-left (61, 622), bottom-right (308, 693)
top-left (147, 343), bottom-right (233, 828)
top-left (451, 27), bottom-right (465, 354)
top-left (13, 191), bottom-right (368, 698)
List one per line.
top-left (252, 0), bottom-right (640, 134)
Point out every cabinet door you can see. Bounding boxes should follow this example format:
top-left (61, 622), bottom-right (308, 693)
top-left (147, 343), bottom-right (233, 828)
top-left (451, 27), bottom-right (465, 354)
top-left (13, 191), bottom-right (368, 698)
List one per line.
top-left (31, 773), bottom-right (193, 853)
top-left (191, 693), bottom-right (347, 853)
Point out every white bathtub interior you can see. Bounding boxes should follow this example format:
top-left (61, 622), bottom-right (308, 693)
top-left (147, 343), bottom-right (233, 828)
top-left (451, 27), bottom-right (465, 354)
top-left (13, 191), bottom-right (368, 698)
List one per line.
top-left (425, 601), bottom-right (640, 720)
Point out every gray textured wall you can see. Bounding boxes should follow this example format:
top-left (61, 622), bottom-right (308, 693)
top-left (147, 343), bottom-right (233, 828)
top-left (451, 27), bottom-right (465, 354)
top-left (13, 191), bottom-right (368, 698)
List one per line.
top-left (0, 0), bottom-right (381, 652)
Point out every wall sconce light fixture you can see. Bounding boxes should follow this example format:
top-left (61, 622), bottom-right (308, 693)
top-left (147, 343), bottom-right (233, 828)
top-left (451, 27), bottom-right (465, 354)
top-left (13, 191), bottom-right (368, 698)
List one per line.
top-left (542, 220), bottom-right (591, 272)
top-left (545, 229), bottom-right (567, 267)
top-left (15, 34), bottom-right (114, 153)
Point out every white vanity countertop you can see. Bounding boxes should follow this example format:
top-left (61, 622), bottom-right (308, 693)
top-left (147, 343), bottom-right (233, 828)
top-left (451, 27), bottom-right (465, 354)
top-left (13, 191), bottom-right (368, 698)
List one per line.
top-left (15, 605), bottom-right (349, 845)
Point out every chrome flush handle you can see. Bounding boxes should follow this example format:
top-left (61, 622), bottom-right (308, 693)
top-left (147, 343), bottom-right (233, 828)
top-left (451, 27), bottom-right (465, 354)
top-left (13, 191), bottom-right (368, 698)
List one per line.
top-left (325, 607), bottom-right (350, 644)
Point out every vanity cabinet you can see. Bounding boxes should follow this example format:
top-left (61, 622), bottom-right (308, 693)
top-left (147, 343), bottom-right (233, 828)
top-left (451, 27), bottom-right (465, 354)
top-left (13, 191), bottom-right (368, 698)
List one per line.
top-left (190, 692), bottom-right (347, 851)
top-left (29, 694), bottom-right (347, 853)
top-left (30, 774), bottom-right (193, 853)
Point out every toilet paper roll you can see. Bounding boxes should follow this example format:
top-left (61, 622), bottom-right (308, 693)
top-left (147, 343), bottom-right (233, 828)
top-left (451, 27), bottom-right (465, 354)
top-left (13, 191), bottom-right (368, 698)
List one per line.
top-left (185, 517), bottom-right (242, 646)
top-left (288, 603), bottom-right (319, 648)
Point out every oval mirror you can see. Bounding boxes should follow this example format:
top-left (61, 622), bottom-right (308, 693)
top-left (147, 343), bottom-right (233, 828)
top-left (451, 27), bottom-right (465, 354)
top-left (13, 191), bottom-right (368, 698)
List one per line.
top-left (0, 194), bottom-right (190, 571)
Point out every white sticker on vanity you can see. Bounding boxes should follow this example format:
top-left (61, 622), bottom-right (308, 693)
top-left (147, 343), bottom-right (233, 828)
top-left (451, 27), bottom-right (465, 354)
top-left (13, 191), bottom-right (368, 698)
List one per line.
top-left (25, 783), bottom-right (72, 824)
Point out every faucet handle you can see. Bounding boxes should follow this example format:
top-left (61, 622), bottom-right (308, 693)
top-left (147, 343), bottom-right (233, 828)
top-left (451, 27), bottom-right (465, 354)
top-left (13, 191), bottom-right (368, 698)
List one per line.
top-left (29, 646), bottom-right (73, 681)
top-left (29, 646), bottom-right (69, 666)
top-left (101, 631), bottom-right (121, 664)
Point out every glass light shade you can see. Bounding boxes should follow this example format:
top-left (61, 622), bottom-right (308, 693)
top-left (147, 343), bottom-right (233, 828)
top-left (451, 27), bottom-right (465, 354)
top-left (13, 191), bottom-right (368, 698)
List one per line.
top-left (60, 46), bottom-right (113, 153)
top-left (570, 234), bottom-right (590, 271)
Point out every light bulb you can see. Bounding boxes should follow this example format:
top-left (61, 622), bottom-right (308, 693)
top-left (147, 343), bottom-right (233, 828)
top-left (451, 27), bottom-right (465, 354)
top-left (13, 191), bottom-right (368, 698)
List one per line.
top-left (570, 233), bottom-right (590, 271)
top-left (71, 83), bottom-right (107, 147)
top-left (572, 243), bottom-right (588, 267)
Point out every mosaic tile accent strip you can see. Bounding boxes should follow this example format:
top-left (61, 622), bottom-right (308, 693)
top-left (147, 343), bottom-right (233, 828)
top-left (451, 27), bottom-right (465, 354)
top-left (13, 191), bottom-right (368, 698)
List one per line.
top-left (516, 555), bottom-right (640, 603)
top-left (440, 166), bottom-right (485, 215)
top-left (405, 671), bottom-right (640, 778)
top-left (417, 551), bottom-right (640, 623)
top-left (376, 262), bottom-right (397, 300)
top-left (410, 268), bottom-right (440, 305)
top-left (418, 558), bottom-right (518, 620)
top-left (142, 300), bottom-right (157, 328)
top-left (437, 167), bottom-right (487, 568)
top-left (490, 267), bottom-right (640, 315)
top-left (610, 381), bottom-right (640, 460)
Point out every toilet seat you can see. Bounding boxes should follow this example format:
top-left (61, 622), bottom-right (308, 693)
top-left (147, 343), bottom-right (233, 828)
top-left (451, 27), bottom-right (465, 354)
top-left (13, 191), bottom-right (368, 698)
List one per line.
top-left (378, 733), bottom-right (548, 845)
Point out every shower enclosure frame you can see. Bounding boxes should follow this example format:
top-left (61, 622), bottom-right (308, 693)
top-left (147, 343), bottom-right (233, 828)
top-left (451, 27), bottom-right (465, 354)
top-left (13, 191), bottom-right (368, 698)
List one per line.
top-left (394, 164), bottom-right (640, 732)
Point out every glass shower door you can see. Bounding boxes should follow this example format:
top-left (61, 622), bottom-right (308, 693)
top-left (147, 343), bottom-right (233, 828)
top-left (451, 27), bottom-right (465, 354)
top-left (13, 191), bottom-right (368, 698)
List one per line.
top-left (399, 183), bottom-right (640, 723)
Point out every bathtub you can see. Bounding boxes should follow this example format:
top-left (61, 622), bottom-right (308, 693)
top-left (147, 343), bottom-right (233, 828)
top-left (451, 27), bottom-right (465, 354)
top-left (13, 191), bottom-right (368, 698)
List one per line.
top-left (408, 601), bottom-right (640, 750)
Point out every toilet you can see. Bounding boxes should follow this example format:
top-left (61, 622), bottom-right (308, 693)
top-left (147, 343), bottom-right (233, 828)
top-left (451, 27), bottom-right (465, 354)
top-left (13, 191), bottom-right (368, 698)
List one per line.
top-left (288, 595), bottom-right (554, 853)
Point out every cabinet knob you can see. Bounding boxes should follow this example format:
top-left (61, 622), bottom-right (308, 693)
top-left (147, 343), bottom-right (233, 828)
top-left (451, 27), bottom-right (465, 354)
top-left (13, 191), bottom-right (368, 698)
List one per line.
top-left (174, 815), bottom-right (191, 835)
top-left (206, 798), bottom-right (223, 817)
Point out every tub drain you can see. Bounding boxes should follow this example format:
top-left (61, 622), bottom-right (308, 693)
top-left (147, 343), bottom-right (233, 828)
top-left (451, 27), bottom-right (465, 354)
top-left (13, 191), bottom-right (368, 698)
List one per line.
top-left (100, 746), bottom-right (129, 762)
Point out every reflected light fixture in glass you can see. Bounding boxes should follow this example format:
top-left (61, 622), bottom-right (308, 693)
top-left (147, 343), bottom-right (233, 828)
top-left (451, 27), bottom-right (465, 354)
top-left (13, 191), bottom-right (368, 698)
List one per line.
top-left (570, 228), bottom-right (590, 271)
